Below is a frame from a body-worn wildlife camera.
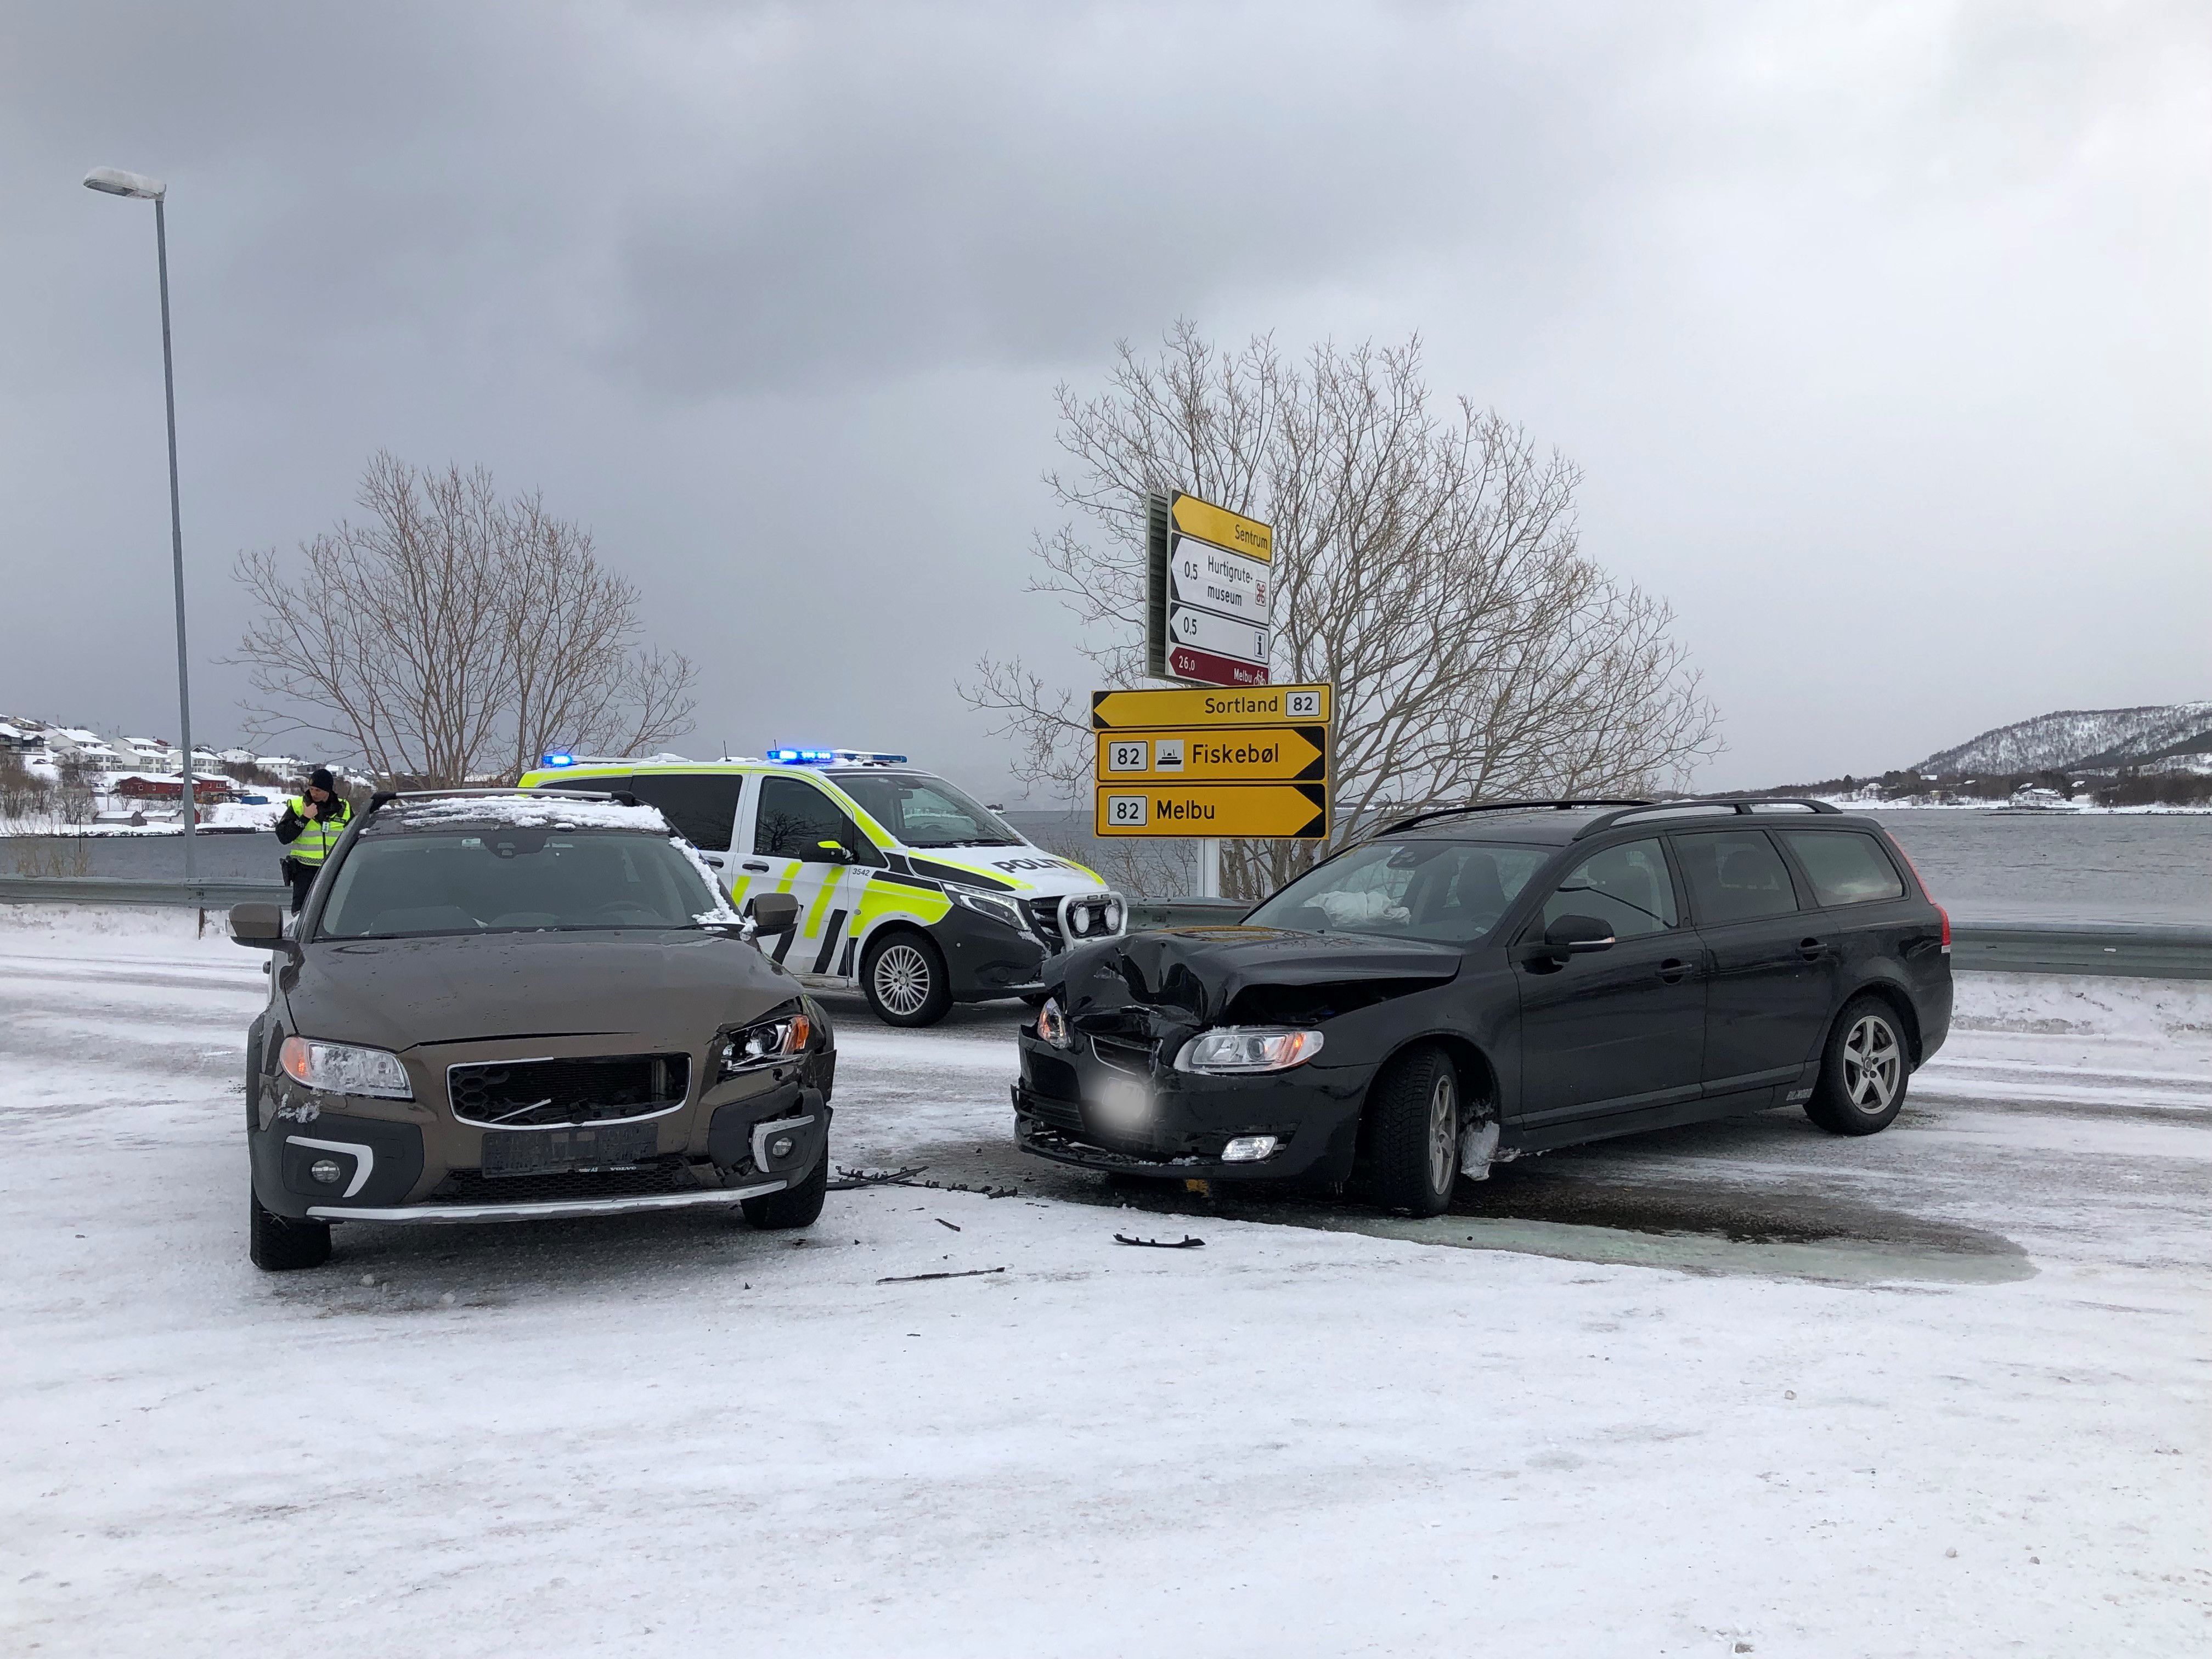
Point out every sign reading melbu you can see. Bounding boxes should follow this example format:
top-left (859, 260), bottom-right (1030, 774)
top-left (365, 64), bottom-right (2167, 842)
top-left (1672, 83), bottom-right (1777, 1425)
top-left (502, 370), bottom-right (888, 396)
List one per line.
top-left (1091, 683), bottom-right (1331, 840)
top-left (1146, 490), bottom-right (1274, 689)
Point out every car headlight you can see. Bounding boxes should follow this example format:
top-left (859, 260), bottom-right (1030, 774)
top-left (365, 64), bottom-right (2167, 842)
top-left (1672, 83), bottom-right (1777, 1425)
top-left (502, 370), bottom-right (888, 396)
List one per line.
top-left (952, 888), bottom-right (1026, 932)
top-left (718, 1005), bottom-right (812, 1079)
top-left (278, 1035), bottom-right (413, 1099)
top-left (1173, 1026), bottom-right (1325, 1074)
top-left (1034, 996), bottom-right (1073, 1049)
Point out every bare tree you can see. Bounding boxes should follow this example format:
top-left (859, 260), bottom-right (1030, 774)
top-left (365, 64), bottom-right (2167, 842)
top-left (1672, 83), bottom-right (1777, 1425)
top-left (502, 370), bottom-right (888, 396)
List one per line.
top-left (964, 324), bottom-right (1722, 900)
top-left (233, 453), bottom-right (697, 786)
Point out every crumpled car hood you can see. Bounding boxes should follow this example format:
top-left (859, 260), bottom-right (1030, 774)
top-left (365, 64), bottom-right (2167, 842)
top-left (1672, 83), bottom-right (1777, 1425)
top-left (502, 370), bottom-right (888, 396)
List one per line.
top-left (283, 929), bottom-right (797, 1052)
top-left (1057, 926), bottom-right (1462, 1032)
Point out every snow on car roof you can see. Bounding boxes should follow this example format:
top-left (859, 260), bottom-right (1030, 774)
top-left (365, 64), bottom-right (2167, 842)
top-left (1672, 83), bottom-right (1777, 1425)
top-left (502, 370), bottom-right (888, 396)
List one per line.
top-left (370, 794), bottom-right (673, 835)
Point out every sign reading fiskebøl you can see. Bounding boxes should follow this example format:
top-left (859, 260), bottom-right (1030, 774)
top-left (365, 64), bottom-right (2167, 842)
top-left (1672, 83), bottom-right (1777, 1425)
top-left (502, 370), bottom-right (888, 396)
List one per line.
top-left (1146, 490), bottom-right (1274, 689)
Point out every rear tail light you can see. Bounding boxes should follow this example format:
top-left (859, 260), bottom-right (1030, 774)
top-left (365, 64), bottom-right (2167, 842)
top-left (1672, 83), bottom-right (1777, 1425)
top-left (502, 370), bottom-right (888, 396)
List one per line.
top-left (1936, 904), bottom-right (1951, 953)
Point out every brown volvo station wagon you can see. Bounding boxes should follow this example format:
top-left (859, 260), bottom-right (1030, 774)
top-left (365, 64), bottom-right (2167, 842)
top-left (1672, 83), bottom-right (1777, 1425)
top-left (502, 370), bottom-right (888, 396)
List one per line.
top-left (233, 791), bottom-right (835, 1270)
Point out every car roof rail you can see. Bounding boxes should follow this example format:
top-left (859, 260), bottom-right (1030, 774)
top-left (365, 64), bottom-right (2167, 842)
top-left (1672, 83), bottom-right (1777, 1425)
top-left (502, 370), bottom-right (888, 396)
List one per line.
top-left (1569, 796), bottom-right (1843, 840)
top-left (1375, 798), bottom-right (1655, 837)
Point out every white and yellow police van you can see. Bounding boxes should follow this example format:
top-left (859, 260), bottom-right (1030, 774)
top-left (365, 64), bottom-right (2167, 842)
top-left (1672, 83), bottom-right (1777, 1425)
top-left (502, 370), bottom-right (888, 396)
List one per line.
top-left (518, 749), bottom-right (1127, 1026)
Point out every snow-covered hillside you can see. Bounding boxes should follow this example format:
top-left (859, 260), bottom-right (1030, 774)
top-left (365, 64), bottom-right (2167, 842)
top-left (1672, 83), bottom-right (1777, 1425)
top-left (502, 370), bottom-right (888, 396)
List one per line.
top-left (1916, 702), bottom-right (2212, 775)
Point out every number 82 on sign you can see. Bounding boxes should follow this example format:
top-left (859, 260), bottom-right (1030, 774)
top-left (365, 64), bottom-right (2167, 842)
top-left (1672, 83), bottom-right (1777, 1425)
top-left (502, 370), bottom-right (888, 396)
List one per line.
top-left (1103, 794), bottom-right (1149, 828)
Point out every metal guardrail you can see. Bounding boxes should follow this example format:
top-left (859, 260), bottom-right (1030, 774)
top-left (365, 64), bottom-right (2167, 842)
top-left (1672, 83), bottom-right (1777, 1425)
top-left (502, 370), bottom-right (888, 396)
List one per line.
top-left (5, 879), bottom-right (2210, 980)
top-left (0, 874), bottom-right (286, 909)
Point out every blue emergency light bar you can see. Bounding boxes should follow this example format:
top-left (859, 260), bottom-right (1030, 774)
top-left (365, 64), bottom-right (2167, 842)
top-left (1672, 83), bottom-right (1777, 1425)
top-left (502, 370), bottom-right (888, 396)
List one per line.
top-left (768, 747), bottom-right (908, 766)
top-left (539, 752), bottom-right (577, 768)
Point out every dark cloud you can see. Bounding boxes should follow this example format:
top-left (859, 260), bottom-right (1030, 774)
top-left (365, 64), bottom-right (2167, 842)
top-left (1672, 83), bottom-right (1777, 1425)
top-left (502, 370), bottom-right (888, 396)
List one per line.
top-left (1, 1), bottom-right (2204, 792)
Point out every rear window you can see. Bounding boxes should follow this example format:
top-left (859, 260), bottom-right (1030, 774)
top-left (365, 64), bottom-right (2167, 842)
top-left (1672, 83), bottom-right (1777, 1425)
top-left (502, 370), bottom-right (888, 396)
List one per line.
top-left (1673, 831), bottom-right (1800, 924)
top-left (623, 772), bottom-right (744, 852)
top-left (1778, 830), bottom-right (1906, 907)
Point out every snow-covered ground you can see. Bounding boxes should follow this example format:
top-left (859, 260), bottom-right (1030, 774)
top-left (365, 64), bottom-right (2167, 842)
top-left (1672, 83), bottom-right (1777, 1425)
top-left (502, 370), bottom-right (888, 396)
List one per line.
top-left (2, 909), bottom-right (2205, 1656)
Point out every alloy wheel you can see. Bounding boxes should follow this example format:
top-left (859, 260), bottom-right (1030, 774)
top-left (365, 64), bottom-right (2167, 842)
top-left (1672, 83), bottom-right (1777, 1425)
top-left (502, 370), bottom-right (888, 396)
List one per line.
top-left (1426, 1071), bottom-right (1458, 1192)
top-left (1841, 1013), bottom-right (1903, 1112)
top-left (872, 943), bottom-right (933, 1017)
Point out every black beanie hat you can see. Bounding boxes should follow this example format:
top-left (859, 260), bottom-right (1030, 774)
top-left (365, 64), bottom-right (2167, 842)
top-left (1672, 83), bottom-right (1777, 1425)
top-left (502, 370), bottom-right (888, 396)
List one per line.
top-left (309, 768), bottom-right (336, 791)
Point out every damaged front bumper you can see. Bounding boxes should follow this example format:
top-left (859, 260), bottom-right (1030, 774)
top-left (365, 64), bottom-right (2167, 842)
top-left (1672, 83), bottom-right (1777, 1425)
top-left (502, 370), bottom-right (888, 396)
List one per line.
top-left (1011, 1029), bottom-right (1368, 1183)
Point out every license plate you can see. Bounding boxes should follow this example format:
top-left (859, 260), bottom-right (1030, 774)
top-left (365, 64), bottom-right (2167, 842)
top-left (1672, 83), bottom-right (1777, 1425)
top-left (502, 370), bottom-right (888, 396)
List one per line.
top-left (479, 1120), bottom-right (658, 1178)
top-left (1087, 1074), bottom-right (1151, 1131)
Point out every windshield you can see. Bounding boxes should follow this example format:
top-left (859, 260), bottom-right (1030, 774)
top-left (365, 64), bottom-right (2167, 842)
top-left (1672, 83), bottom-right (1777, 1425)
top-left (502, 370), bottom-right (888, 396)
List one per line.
top-left (1245, 839), bottom-right (1552, 945)
top-left (317, 830), bottom-right (719, 940)
top-left (834, 772), bottom-right (1022, 848)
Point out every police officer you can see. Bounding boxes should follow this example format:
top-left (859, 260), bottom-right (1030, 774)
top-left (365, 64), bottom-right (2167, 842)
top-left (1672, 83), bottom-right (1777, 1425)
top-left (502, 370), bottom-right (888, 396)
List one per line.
top-left (276, 769), bottom-right (354, 912)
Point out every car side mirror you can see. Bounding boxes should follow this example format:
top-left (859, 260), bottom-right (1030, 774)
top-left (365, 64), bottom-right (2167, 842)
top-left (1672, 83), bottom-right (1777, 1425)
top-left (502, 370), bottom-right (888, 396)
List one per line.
top-left (812, 838), bottom-right (855, 865)
top-left (1544, 913), bottom-right (1617, 954)
top-left (229, 902), bottom-right (297, 956)
top-left (745, 893), bottom-right (801, 940)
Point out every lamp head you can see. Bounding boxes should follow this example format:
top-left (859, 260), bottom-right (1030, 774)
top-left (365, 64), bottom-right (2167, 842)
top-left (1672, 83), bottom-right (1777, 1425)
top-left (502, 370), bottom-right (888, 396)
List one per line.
top-left (84, 167), bottom-right (166, 201)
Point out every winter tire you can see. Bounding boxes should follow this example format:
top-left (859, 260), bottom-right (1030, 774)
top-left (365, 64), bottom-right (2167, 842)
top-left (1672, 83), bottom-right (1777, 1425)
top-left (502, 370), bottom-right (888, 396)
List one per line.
top-left (741, 1144), bottom-right (829, 1229)
top-left (861, 929), bottom-right (952, 1028)
top-left (1355, 1044), bottom-right (1460, 1216)
top-left (250, 1189), bottom-right (332, 1272)
top-left (1805, 995), bottom-right (1910, 1136)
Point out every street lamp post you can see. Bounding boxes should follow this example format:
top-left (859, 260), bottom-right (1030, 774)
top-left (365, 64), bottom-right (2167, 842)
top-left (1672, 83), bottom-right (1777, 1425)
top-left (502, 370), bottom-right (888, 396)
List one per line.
top-left (84, 166), bottom-right (199, 885)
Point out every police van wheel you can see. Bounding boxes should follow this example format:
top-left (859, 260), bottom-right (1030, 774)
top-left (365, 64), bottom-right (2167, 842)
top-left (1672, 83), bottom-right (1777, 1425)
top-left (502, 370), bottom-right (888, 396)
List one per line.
top-left (861, 930), bottom-right (952, 1028)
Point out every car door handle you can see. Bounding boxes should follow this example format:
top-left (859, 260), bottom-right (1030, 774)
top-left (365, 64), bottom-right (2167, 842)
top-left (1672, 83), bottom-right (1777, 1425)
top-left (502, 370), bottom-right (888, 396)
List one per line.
top-left (1657, 958), bottom-right (1693, 983)
top-left (741, 861), bottom-right (771, 873)
top-left (1797, 938), bottom-right (1826, 961)
top-left (701, 854), bottom-right (725, 868)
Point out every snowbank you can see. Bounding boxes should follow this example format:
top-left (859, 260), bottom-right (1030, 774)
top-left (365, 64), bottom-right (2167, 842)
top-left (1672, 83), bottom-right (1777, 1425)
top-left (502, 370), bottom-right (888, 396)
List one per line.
top-left (1953, 970), bottom-right (2212, 1040)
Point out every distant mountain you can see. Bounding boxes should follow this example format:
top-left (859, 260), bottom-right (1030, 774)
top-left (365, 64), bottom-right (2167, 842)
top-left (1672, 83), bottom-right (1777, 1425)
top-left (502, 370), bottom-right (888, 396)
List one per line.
top-left (1914, 702), bottom-right (2212, 776)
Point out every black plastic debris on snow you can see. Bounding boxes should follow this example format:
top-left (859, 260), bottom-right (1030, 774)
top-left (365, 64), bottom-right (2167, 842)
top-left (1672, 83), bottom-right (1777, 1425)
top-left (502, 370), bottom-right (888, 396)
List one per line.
top-left (877, 1267), bottom-right (1007, 1284)
top-left (1114, 1233), bottom-right (1205, 1249)
top-left (936, 1217), bottom-right (961, 1232)
top-left (831, 1166), bottom-right (1021, 1200)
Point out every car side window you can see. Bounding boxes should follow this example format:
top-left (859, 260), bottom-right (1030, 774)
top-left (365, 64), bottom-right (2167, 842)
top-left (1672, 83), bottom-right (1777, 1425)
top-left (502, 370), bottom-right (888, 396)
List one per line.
top-left (623, 772), bottom-right (744, 853)
top-left (1674, 831), bottom-right (1800, 924)
top-left (1778, 830), bottom-right (1906, 907)
top-left (755, 775), bottom-right (859, 862)
top-left (1539, 838), bottom-right (1679, 940)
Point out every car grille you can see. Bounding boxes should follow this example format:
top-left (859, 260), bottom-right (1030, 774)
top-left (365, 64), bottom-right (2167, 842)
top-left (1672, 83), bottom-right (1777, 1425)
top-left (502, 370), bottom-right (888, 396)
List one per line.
top-left (1087, 1033), bottom-right (1155, 1076)
top-left (1023, 898), bottom-right (1065, 952)
top-left (425, 1155), bottom-right (703, 1206)
top-left (447, 1054), bottom-right (691, 1128)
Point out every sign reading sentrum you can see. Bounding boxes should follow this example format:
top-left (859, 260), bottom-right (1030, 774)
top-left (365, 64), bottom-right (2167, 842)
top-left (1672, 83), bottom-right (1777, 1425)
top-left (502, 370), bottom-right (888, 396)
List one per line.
top-left (1091, 682), bottom-right (1332, 840)
top-left (1145, 490), bottom-right (1275, 688)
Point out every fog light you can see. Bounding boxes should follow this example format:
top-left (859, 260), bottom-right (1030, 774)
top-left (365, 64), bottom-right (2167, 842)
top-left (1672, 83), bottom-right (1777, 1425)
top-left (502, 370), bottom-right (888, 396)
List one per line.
top-left (1221, 1136), bottom-right (1278, 1163)
top-left (769, 1135), bottom-right (795, 1159)
top-left (309, 1157), bottom-right (345, 1186)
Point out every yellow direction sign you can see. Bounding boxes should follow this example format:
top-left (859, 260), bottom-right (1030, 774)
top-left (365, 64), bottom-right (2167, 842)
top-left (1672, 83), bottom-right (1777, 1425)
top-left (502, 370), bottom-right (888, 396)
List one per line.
top-left (1095, 782), bottom-right (1328, 840)
top-left (1096, 725), bottom-right (1327, 785)
top-left (1170, 493), bottom-right (1273, 563)
top-left (1090, 682), bottom-right (1331, 731)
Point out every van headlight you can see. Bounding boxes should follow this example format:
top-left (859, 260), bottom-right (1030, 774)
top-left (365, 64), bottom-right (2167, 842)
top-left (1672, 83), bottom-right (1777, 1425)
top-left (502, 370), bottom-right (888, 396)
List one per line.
top-left (1173, 1027), bottom-right (1325, 1075)
top-left (718, 1005), bottom-right (812, 1078)
top-left (278, 1035), bottom-right (413, 1099)
top-left (1033, 997), bottom-right (1073, 1050)
top-left (952, 888), bottom-right (1026, 932)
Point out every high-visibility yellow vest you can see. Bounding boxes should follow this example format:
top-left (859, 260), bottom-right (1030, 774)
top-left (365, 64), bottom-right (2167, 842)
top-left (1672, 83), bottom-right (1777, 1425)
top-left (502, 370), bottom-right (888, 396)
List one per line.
top-left (287, 796), bottom-right (353, 865)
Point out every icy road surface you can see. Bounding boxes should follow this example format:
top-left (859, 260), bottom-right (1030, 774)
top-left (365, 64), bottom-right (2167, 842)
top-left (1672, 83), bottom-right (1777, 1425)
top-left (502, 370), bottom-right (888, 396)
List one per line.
top-left (2, 908), bottom-right (2206, 1657)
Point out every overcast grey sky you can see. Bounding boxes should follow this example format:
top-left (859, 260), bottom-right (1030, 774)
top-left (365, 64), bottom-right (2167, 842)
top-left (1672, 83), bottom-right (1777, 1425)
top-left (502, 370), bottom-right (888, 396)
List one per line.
top-left (3, 1), bottom-right (2205, 797)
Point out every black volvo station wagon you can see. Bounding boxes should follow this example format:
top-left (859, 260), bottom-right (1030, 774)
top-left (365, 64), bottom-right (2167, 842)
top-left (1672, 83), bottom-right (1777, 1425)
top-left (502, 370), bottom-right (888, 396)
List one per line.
top-left (1013, 798), bottom-right (1952, 1215)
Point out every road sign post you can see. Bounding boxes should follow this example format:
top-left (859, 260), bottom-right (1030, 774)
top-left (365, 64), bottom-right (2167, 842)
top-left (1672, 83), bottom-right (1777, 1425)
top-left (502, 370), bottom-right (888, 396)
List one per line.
top-left (1091, 682), bottom-right (1333, 845)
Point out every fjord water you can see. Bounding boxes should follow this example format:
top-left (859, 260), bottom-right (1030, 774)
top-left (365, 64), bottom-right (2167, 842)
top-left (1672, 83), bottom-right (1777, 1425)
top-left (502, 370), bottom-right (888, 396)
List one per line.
top-left (1006, 808), bottom-right (2212, 926)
